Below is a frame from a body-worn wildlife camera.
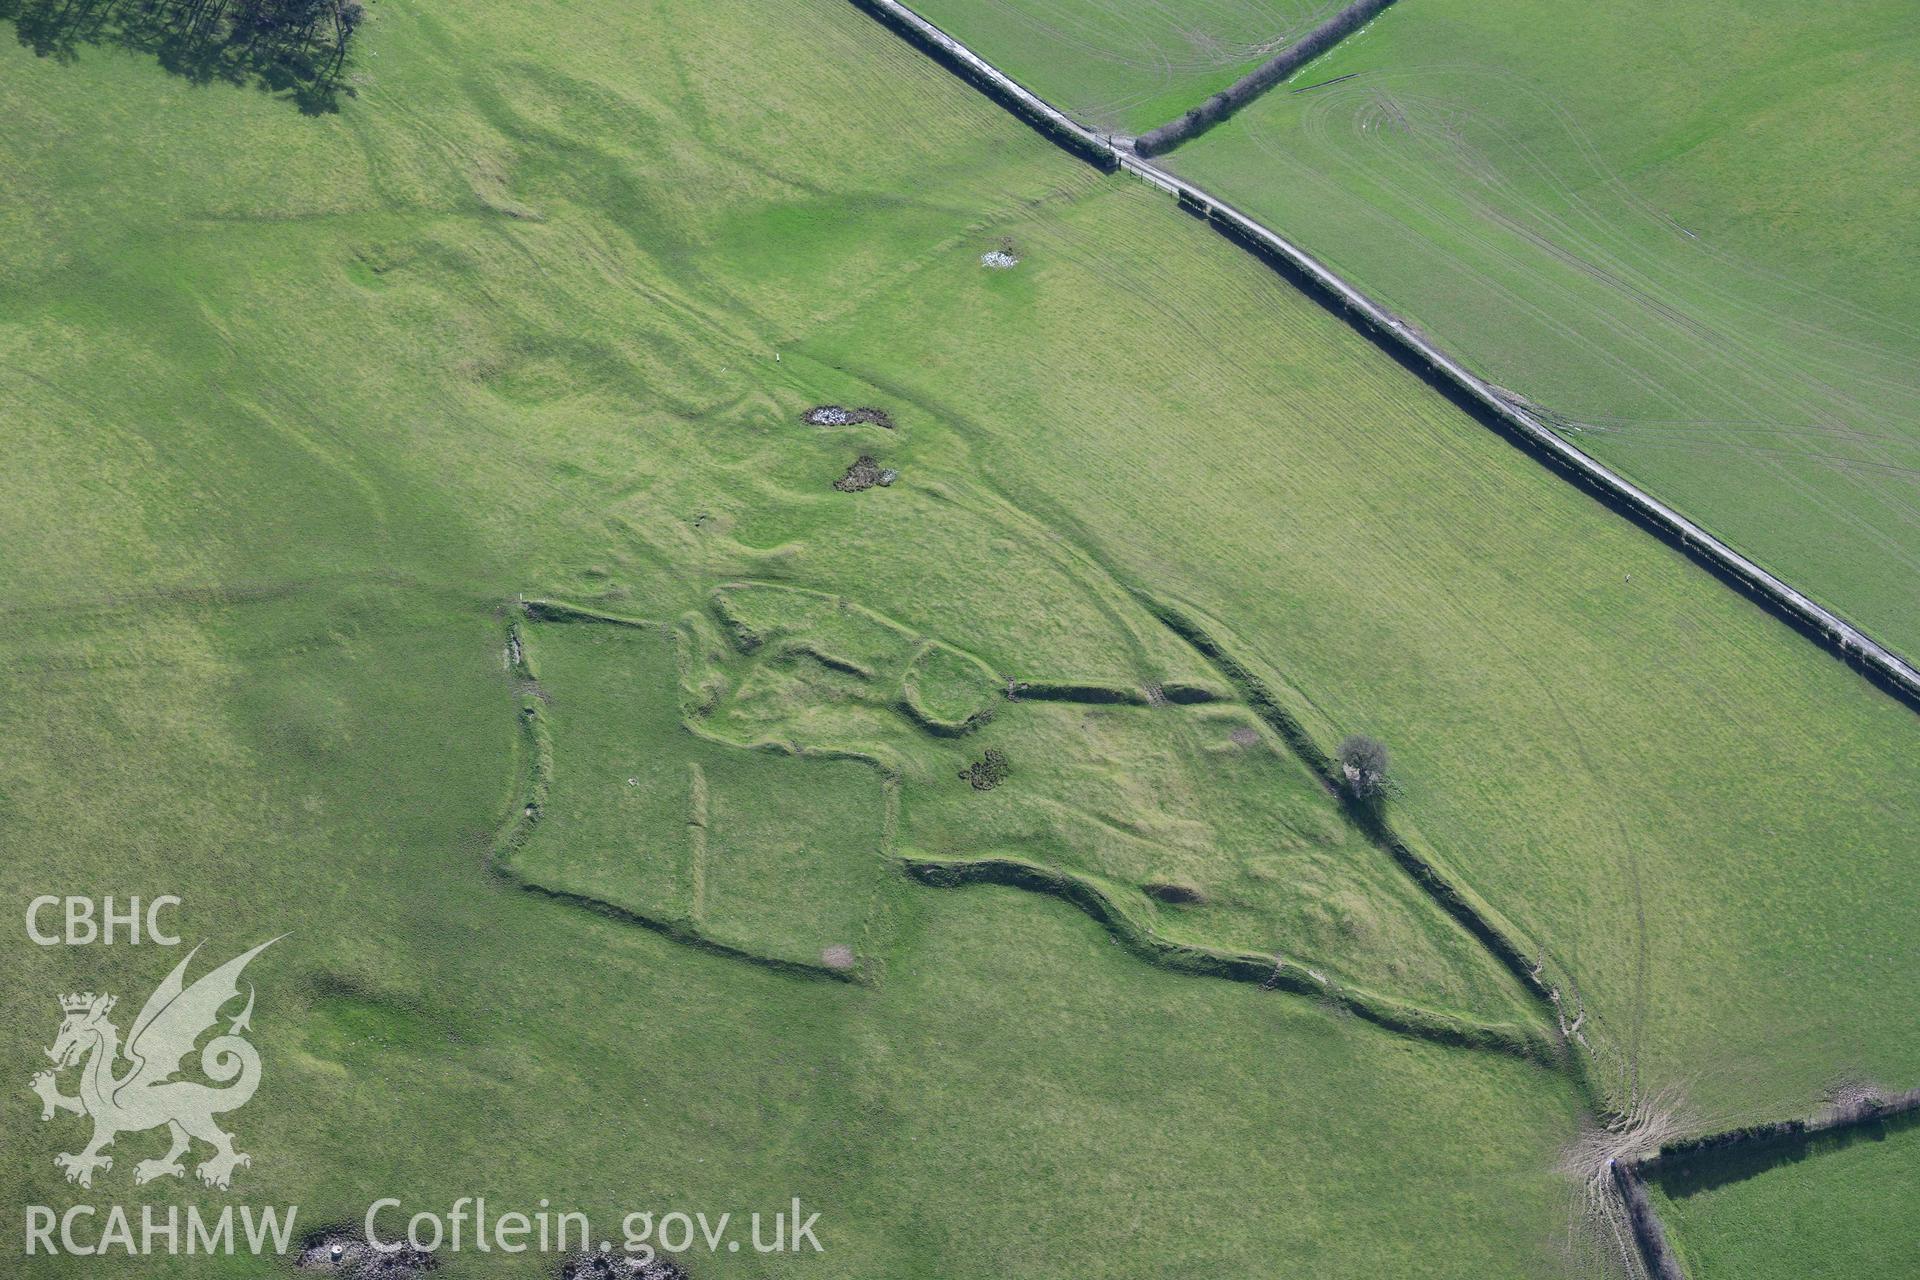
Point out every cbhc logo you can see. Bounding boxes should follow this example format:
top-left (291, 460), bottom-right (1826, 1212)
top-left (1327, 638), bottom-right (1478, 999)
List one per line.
top-left (27, 896), bottom-right (182, 946)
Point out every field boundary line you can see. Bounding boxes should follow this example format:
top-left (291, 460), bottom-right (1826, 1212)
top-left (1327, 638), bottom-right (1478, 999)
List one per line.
top-left (902, 851), bottom-right (1559, 1062)
top-left (1652, 1086), bottom-right (1920, 1165)
top-left (686, 761), bottom-right (710, 922)
top-left (1133, 593), bottom-right (1605, 1093)
top-left (507, 594), bottom-right (1561, 1052)
top-left (1640, 1086), bottom-right (1920, 1181)
top-left (1131, 0), bottom-right (1398, 156)
top-left (489, 606), bottom-right (868, 985)
top-left (848, 0), bottom-right (1920, 714)
top-left (1616, 1087), bottom-right (1920, 1279)
top-left (1610, 1160), bottom-right (1686, 1280)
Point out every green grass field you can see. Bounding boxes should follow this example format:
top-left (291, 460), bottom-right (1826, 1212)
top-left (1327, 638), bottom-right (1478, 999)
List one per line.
top-left (783, 163), bottom-right (1920, 1126)
top-left (0, 589), bottom-right (1589, 1279)
top-left (1163, 0), bottom-right (1920, 658)
top-left (910, 0), bottom-right (1343, 131)
top-left (507, 615), bottom-right (895, 972)
top-left (0, 0), bottom-right (1590, 1273)
top-left (1650, 1117), bottom-right (1920, 1279)
top-left (3, 0), bottom-right (1917, 1272)
top-left (509, 588), bottom-right (1537, 1028)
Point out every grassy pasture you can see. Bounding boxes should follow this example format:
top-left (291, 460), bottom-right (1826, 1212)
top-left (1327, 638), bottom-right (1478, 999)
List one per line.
top-left (2, 0), bottom-right (1917, 1272)
top-left (1165, 0), bottom-right (1920, 655)
top-left (787, 173), bottom-right (1920, 1123)
top-left (909, 0), bottom-right (1344, 131)
top-left (0, 0), bottom-right (1590, 1272)
top-left (1650, 1117), bottom-right (1920, 1279)
top-left (898, 693), bottom-right (1532, 1025)
top-left (515, 590), bottom-right (1533, 1023)
top-left (0, 590), bottom-right (1590, 1280)
top-left (509, 617), bottom-right (894, 972)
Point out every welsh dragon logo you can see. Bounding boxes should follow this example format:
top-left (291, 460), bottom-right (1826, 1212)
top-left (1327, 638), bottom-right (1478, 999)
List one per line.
top-left (30, 939), bottom-right (278, 1190)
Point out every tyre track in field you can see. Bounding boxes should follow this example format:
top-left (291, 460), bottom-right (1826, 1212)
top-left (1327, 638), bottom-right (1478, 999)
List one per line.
top-left (1500, 639), bottom-right (1650, 1095)
top-left (1220, 62), bottom-right (1920, 578)
top-left (1242, 73), bottom-right (1920, 589)
top-left (837, 11), bottom-right (1920, 1276)
top-left (846, 0), bottom-right (1920, 716)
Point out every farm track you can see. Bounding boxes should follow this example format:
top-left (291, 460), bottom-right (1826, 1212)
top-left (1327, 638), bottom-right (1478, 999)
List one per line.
top-left (846, 0), bottom-right (1920, 717)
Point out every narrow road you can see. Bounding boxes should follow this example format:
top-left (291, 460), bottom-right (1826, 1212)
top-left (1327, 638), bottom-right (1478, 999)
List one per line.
top-left (850, 0), bottom-right (1920, 711)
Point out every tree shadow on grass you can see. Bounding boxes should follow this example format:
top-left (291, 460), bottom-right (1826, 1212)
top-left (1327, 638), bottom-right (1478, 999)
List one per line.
top-left (0, 0), bottom-right (361, 115)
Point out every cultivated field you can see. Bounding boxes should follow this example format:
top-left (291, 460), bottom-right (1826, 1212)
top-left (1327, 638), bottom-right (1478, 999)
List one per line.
top-left (3, 0), bottom-right (1917, 1273)
top-left (910, 0), bottom-right (1344, 131)
top-left (1650, 1117), bottom-right (1920, 1278)
top-left (1163, 0), bottom-right (1920, 657)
